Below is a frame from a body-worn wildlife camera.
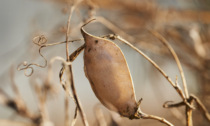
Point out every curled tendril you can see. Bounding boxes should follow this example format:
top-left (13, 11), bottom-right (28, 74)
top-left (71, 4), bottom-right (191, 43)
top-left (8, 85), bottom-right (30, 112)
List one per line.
top-left (24, 67), bottom-right (33, 77)
top-left (17, 46), bottom-right (47, 77)
top-left (33, 35), bottom-right (47, 46)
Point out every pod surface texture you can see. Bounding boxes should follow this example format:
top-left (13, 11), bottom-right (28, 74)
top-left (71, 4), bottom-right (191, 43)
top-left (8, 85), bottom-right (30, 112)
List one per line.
top-left (82, 30), bottom-right (137, 118)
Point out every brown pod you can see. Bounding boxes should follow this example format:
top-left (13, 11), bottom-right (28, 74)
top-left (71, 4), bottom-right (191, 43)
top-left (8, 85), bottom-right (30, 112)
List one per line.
top-left (81, 24), bottom-right (139, 119)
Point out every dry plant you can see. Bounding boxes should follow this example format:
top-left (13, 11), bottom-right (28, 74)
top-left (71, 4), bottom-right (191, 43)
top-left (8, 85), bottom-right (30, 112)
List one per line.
top-left (1, 0), bottom-right (210, 126)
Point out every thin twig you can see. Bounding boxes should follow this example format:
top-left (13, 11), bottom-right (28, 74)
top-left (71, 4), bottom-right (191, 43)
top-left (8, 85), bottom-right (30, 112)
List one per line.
top-left (141, 114), bottom-right (174, 126)
top-left (71, 107), bottom-right (78, 126)
top-left (65, 1), bottom-right (80, 61)
top-left (67, 65), bottom-right (89, 126)
top-left (149, 31), bottom-right (194, 126)
top-left (48, 56), bottom-right (88, 126)
top-left (65, 1), bottom-right (89, 126)
top-left (190, 94), bottom-right (210, 121)
top-left (150, 30), bottom-right (189, 98)
top-left (163, 101), bottom-right (186, 108)
top-left (163, 94), bottom-right (210, 123)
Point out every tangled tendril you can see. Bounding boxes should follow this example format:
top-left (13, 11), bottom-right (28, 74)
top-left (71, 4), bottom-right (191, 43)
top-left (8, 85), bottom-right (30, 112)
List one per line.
top-left (17, 36), bottom-right (48, 77)
top-left (33, 35), bottom-right (47, 46)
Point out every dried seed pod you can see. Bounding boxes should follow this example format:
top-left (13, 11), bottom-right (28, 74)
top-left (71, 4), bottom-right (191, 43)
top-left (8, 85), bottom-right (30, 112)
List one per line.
top-left (81, 23), bottom-right (139, 119)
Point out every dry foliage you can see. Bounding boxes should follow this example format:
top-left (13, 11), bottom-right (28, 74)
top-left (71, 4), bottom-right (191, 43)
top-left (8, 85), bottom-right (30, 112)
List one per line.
top-left (0, 0), bottom-right (210, 126)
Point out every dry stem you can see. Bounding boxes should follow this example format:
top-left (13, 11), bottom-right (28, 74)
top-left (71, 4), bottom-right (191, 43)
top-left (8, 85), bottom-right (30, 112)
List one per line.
top-left (149, 30), bottom-right (189, 98)
top-left (67, 64), bottom-right (89, 126)
top-left (149, 30), bottom-right (193, 126)
top-left (65, 0), bottom-right (81, 61)
top-left (64, 1), bottom-right (89, 126)
top-left (190, 95), bottom-right (210, 121)
top-left (141, 114), bottom-right (174, 126)
top-left (164, 95), bottom-right (210, 122)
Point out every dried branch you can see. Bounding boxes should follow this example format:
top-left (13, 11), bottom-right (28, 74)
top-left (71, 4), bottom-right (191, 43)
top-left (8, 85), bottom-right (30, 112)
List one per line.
top-left (163, 94), bottom-right (210, 122)
top-left (64, 1), bottom-right (89, 126)
top-left (190, 94), bottom-right (210, 121)
top-left (65, 0), bottom-right (82, 61)
top-left (149, 30), bottom-right (194, 126)
top-left (67, 64), bottom-right (89, 126)
top-left (150, 30), bottom-right (189, 98)
top-left (163, 101), bottom-right (185, 108)
top-left (141, 114), bottom-right (173, 126)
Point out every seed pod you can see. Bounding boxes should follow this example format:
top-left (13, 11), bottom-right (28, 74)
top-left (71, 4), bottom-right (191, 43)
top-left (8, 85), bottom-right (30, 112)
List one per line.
top-left (81, 23), bottom-right (139, 119)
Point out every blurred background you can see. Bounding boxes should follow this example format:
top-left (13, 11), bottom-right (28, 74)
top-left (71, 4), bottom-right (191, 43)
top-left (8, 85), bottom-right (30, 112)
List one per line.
top-left (0, 0), bottom-right (210, 126)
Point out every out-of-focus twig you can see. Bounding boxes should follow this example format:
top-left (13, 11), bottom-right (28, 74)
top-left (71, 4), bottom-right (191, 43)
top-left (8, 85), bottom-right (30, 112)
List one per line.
top-left (0, 119), bottom-right (35, 126)
top-left (0, 67), bottom-right (41, 125)
top-left (94, 104), bottom-right (107, 126)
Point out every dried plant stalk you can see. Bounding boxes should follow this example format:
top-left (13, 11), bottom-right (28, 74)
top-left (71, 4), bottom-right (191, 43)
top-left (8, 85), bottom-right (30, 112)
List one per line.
top-left (149, 30), bottom-right (194, 126)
